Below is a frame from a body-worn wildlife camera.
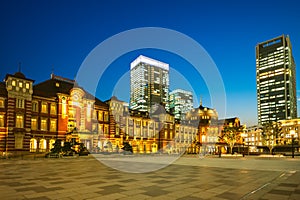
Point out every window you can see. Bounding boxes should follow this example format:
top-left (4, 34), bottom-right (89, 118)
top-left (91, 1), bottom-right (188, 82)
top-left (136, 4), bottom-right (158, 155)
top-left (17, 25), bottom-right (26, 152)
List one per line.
top-left (50, 103), bottom-right (56, 115)
top-left (62, 97), bottom-right (67, 117)
top-left (12, 80), bottom-right (16, 86)
top-left (41, 102), bottom-right (48, 113)
top-left (50, 119), bottom-right (56, 132)
top-left (39, 139), bottom-right (46, 152)
top-left (87, 102), bottom-right (92, 122)
top-left (49, 139), bottom-right (55, 150)
top-left (41, 118), bottom-right (47, 131)
top-left (16, 114), bottom-right (24, 128)
top-left (69, 109), bottom-right (76, 118)
top-left (25, 83), bottom-right (30, 89)
top-left (30, 138), bottom-right (37, 152)
top-left (0, 115), bottom-right (4, 127)
top-left (98, 111), bottom-right (103, 121)
top-left (104, 125), bottom-right (109, 134)
top-left (32, 101), bottom-right (38, 112)
top-left (31, 118), bottom-right (37, 130)
top-left (0, 99), bottom-right (4, 108)
top-left (19, 81), bottom-right (23, 88)
top-left (104, 112), bottom-right (109, 122)
top-left (16, 98), bottom-right (25, 109)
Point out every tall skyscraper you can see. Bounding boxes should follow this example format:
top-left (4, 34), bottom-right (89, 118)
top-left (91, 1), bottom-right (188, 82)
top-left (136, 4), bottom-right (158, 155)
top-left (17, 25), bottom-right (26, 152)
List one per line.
top-left (169, 89), bottom-right (193, 120)
top-left (256, 35), bottom-right (297, 125)
top-left (130, 55), bottom-right (169, 112)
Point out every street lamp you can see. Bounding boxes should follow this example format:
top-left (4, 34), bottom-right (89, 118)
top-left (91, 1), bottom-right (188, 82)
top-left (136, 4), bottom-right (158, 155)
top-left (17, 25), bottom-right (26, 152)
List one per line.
top-left (290, 129), bottom-right (295, 158)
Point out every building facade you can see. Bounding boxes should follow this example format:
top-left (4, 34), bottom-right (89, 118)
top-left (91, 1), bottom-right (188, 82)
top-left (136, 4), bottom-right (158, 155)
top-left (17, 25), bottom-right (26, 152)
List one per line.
top-left (169, 89), bottom-right (193, 120)
top-left (0, 72), bottom-right (110, 155)
top-left (130, 55), bottom-right (169, 113)
top-left (185, 103), bottom-right (219, 154)
top-left (1, 70), bottom-right (248, 156)
top-left (256, 35), bottom-right (297, 125)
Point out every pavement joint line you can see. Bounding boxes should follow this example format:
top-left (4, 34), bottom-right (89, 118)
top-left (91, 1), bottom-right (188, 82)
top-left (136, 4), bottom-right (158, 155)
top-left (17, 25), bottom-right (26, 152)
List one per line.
top-left (239, 171), bottom-right (289, 200)
top-left (240, 182), bottom-right (271, 200)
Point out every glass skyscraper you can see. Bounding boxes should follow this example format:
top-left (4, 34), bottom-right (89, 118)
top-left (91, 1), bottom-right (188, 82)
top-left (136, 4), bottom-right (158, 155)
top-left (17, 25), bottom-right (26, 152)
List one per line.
top-left (130, 55), bottom-right (169, 112)
top-left (169, 89), bottom-right (193, 120)
top-left (256, 35), bottom-right (297, 125)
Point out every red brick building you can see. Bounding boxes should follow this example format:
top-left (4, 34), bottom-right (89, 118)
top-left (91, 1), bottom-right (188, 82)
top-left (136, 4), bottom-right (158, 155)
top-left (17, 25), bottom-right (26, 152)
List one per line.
top-left (0, 72), bottom-right (109, 156)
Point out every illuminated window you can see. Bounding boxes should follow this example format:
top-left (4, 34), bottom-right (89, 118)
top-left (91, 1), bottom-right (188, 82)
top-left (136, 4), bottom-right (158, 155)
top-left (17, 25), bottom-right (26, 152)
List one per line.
top-left (25, 82), bottom-right (30, 89)
top-left (104, 112), bottom-right (109, 122)
top-left (16, 98), bottom-right (25, 108)
top-left (50, 119), bottom-right (56, 132)
top-left (19, 82), bottom-right (23, 88)
top-left (0, 99), bottom-right (4, 108)
top-left (41, 102), bottom-right (48, 113)
top-left (31, 118), bottom-right (37, 130)
top-left (39, 139), bottom-right (47, 152)
top-left (12, 80), bottom-right (16, 86)
top-left (104, 125), bottom-right (109, 134)
top-left (30, 138), bottom-right (37, 152)
top-left (41, 119), bottom-right (47, 131)
top-left (49, 139), bottom-right (55, 150)
top-left (98, 111), bottom-right (103, 121)
top-left (16, 114), bottom-right (24, 128)
top-left (32, 101), bottom-right (38, 112)
top-left (87, 102), bottom-right (92, 122)
top-left (69, 109), bottom-right (76, 118)
top-left (50, 103), bottom-right (56, 115)
top-left (0, 115), bottom-right (4, 127)
top-left (62, 97), bottom-right (67, 117)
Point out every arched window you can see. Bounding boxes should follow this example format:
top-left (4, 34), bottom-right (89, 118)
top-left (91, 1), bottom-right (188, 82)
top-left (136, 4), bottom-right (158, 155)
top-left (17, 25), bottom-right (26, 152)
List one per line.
top-left (30, 138), bottom-right (37, 152)
top-left (49, 139), bottom-right (55, 150)
top-left (39, 139), bottom-right (47, 152)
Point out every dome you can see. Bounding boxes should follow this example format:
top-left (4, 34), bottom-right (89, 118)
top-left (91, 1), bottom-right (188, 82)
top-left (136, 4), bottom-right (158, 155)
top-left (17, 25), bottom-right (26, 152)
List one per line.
top-left (14, 72), bottom-right (26, 79)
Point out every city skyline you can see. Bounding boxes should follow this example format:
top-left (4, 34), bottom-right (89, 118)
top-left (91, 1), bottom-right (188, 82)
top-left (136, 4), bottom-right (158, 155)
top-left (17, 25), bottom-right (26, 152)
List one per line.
top-left (1, 0), bottom-right (300, 126)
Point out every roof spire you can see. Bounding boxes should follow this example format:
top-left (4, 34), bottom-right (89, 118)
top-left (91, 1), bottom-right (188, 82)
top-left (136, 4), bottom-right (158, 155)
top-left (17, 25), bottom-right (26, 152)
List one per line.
top-left (51, 66), bottom-right (54, 79)
top-left (200, 96), bottom-right (202, 106)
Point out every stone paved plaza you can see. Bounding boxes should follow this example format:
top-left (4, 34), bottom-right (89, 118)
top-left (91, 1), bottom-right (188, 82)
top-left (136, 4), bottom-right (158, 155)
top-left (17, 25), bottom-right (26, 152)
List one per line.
top-left (1, 154), bottom-right (300, 200)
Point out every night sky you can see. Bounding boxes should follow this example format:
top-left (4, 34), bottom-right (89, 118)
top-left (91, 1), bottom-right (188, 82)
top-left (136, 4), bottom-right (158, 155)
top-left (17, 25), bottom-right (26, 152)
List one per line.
top-left (1, 0), bottom-right (300, 126)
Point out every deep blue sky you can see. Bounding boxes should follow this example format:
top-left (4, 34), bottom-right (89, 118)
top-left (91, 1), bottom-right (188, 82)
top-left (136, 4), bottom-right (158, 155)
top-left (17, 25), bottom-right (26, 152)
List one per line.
top-left (1, 0), bottom-right (300, 126)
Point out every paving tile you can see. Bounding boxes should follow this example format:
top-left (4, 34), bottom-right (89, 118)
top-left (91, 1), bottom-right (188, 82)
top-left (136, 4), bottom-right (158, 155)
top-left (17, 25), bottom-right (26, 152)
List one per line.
top-left (1, 156), bottom-right (300, 200)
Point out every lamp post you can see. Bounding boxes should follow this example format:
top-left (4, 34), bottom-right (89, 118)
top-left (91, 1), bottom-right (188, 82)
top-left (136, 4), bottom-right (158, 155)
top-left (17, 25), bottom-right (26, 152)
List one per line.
top-left (290, 130), bottom-right (295, 158)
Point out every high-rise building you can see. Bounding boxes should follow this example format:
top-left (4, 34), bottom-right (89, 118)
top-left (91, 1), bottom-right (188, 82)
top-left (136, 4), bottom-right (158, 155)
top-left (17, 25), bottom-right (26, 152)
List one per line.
top-left (256, 35), bottom-right (297, 125)
top-left (169, 89), bottom-right (193, 120)
top-left (130, 55), bottom-right (169, 112)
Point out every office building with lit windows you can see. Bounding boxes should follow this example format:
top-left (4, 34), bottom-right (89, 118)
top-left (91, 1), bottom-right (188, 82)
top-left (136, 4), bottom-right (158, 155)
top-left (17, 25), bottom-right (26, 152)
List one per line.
top-left (169, 89), bottom-right (193, 120)
top-left (130, 55), bottom-right (169, 112)
top-left (256, 35), bottom-right (297, 125)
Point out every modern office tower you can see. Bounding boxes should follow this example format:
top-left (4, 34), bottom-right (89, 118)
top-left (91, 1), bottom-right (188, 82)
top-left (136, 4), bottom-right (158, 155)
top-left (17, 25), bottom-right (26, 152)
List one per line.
top-left (130, 55), bottom-right (169, 112)
top-left (256, 35), bottom-right (297, 125)
top-left (169, 89), bottom-right (193, 120)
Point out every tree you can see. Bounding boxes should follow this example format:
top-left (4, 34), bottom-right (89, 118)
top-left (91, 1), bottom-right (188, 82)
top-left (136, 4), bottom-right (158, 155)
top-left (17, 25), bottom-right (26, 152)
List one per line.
top-left (121, 142), bottom-right (133, 154)
top-left (261, 122), bottom-right (282, 154)
top-left (51, 139), bottom-right (62, 154)
top-left (219, 126), bottom-right (243, 154)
